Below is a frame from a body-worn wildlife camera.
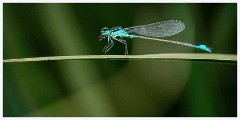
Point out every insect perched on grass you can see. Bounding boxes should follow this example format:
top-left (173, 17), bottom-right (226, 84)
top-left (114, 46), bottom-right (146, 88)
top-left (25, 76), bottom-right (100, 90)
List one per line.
top-left (99, 20), bottom-right (212, 55)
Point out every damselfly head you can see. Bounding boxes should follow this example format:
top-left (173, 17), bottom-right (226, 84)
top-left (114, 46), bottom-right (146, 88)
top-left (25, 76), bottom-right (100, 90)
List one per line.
top-left (101, 27), bottom-right (109, 33)
top-left (99, 27), bottom-right (109, 41)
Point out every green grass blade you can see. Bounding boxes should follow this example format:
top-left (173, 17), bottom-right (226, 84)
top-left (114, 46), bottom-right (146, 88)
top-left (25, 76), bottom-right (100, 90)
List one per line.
top-left (3, 53), bottom-right (236, 64)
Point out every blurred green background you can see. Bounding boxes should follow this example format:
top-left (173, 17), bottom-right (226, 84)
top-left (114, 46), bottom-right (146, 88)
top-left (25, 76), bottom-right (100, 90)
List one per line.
top-left (3, 3), bottom-right (237, 117)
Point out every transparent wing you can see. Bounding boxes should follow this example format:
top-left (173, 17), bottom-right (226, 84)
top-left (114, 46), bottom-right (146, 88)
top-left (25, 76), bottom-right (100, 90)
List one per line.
top-left (125, 20), bottom-right (185, 38)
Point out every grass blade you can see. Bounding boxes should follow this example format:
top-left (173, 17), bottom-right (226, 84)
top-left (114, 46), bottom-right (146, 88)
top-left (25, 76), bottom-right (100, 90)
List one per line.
top-left (3, 53), bottom-right (236, 64)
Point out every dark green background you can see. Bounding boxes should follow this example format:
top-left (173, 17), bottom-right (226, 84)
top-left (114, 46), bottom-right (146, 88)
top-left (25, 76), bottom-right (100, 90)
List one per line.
top-left (3, 3), bottom-right (237, 117)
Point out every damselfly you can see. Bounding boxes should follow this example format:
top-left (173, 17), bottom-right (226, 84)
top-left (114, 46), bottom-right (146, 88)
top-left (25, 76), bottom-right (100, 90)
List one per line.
top-left (99, 20), bottom-right (212, 55)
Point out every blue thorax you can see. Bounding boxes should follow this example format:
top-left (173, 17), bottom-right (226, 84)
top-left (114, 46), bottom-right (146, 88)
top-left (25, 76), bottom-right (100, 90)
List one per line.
top-left (100, 27), bottom-right (134, 40)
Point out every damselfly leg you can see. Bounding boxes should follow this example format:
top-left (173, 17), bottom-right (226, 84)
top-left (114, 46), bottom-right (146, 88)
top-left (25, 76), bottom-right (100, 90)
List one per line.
top-left (102, 37), bottom-right (110, 52)
top-left (102, 37), bottom-right (114, 54)
top-left (113, 37), bottom-right (128, 55)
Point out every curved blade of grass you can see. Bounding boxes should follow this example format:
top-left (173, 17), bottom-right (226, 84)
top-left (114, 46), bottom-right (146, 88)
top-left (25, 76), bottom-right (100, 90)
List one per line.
top-left (3, 53), bottom-right (236, 64)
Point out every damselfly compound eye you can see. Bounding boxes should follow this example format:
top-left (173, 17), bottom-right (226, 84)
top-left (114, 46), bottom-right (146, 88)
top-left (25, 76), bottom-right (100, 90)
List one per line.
top-left (101, 27), bottom-right (109, 33)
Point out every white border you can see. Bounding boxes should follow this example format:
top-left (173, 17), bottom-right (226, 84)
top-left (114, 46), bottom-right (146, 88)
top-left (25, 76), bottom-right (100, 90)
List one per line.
top-left (237, 1), bottom-right (239, 118)
top-left (0, 0), bottom-right (3, 118)
top-left (1, 1), bottom-right (238, 120)
top-left (2, 0), bottom-right (239, 3)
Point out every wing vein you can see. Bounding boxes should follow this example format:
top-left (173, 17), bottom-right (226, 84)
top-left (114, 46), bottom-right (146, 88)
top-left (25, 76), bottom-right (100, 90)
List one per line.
top-left (125, 20), bottom-right (185, 38)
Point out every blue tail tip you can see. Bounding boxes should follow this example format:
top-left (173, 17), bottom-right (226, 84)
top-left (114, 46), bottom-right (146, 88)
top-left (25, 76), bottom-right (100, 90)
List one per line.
top-left (192, 44), bottom-right (212, 53)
